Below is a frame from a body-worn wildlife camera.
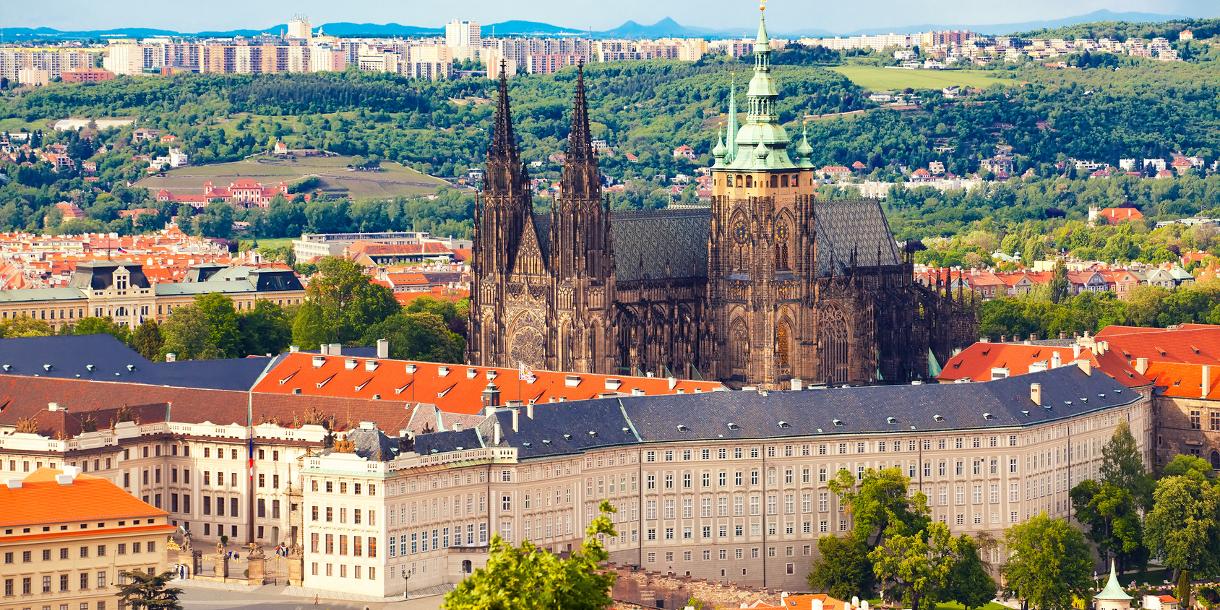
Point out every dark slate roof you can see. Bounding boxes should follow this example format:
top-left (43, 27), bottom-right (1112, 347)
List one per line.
top-left (345, 426), bottom-right (402, 461)
top-left (422, 365), bottom-right (1135, 460)
top-left (68, 261), bottom-right (151, 290)
top-left (612, 209), bottom-right (711, 283)
top-left (813, 198), bottom-right (901, 275)
top-left (414, 428), bottom-right (483, 455)
top-left (530, 199), bottom-right (899, 283)
top-left (0, 334), bottom-right (272, 391)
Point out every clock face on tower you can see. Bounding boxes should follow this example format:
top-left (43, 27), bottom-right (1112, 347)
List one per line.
top-left (733, 219), bottom-right (749, 244)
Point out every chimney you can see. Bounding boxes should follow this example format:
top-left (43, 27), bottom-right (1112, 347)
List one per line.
top-left (510, 407), bottom-right (519, 433)
top-left (1077, 359), bottom-right (1092, 376)
top-left (47, 402), bottom-right (61, 412)
top-left (526, 402), bottom-right (535, 420)
top-left (790, 378), bottom-right (803, 391)
top-left (1203, 365), bottom-right (1212, 399)
top-left (328, 343), bottom-right (342, 357)
top-left (5, 479), bottom-right (21, 489)
top-left (1134, 357), bottom-right (1149, 375)
top-left (376, 338), bottom-right (389, 359)
top-left (1072, 343), bottom-right (1082, 359)
top-left (56, 465), bottom-right (80, 485)
top-left (1051, 352), bottom-right (1062, 368)
top-left (1030, 382), bottom-right (1042, 406)
top-left (493, 420), bottom-right (502, 446)
top-left (165, 353), bottom-right (177, 363)
top-left (481, 382), bottom-right (501, 407)
top-left (667, 377), bottom-right (677, 391)
top-left (289, 345), bottom-right (300, 353)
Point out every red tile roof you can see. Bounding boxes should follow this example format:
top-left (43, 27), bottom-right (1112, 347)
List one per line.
top-left (938, 341), bottom-right (1147, 387)
top-left (1145, 361), bottom-right (1220, 399)
top-left (1097, 325), bottom-right (1220, 364)
top-left (252, 353), bottom-right (725, 416)
top-left (1095, 207), bottom-right (1144, 224)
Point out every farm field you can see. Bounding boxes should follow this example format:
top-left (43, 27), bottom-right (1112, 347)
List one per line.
top-left (831, 65), bottom-right (1014, 91)
top-left (136, 154), bottom-right (450, 201)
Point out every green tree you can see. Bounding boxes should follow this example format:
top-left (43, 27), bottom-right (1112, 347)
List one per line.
top-left (870, 521), bottom-right (957, 610)
top-left (159, 305), bottom-right (221, 360)
top-left (130, 320), bottom-right (164, 361)
top-left (1070, 480), bottom-right (1146, 573)
top-left (292, 257), bottom-right (399, 347)
top-left (1099, 421), bottom-right (1154, 508)
top-left (1143, 473), bottom-right (1220, 606)
top-left (0, 317), bottom-right (54, 338)
top-left (193, 201), bottom-right (234, 238)
top-left (444, 500), bottom-right (618, 610)
top-left (238, 300), bottom-right (292, 356)
top-left (194, 293), bottom-right (242, 358)
top-left (829, 467), bottom-right (931, 545)
top-left (1160, 454), bottom-right (1215, 482)
top-left (290, 300), bottom-right (334, 351)
top-left (807, 534), bottom-right (875, 600)
top-left (945, 535), bottom-right (997, 610)
top-left (361, 312), bottom-right (464, 363)
top-left (1049, 260), bottom-right (1070, 304)
top-left (116, 569), bottom-right (183, 610)
top-left (66, 316), bottom-right (130, 343)
top-left (1001, 513), bottom-right (1092, 610)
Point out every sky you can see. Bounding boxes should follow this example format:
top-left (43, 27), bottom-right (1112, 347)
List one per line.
top-left (5, 0), bottom-right (1217, 33)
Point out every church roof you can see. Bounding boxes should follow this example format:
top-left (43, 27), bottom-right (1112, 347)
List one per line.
top-left (1095, 561), bottom-right (1132, 602)
top-left (612, 209), bottom-right (711, 282)
top-left (813, 199), bottom-right (902, 273)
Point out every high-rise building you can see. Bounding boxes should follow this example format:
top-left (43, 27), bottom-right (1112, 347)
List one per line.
top-left (445, 19), bottom-right (481, 48)
top-left (287, 16), bottom-right (313, 40)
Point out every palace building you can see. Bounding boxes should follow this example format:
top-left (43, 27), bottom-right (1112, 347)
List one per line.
top-left (467, 5), bottom-right (975, 389)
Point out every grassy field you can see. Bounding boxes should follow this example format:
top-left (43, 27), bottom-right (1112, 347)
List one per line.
top-left (0, 117), bottom-right (50, 133)
top-left (831, 66), bottom-right (1014, 91)
top-left (136, 154), bottom-right (449, 201)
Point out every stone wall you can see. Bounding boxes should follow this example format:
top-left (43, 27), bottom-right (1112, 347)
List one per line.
top-left (608, 563), bottom-right (784, 609)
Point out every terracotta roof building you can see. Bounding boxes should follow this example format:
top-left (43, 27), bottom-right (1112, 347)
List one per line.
top-left (0, 467), bottom-right (173, 609)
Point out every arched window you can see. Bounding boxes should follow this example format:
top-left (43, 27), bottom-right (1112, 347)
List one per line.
top-left (776, 322), bottom-right (792, 371)
top-left (730, 319), bottom-right (750, 379)
top-left (769, 175), bottom-right (778, 188)
top-left (776, 243), bottom-right (789, 271)
top-left (745, 175), bottom-right (753, 188)
top-left (781, 174), bottom-right (790, 187)
top-left (1211, 450), bottom-right (1220, 471)
top-left (735, 175), bottom-right (743, 187)
top-left (819, 307), bottom-right (850, 384)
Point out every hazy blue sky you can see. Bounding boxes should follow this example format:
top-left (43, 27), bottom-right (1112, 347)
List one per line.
top-left (7, 0), bottom-right (1217, 32)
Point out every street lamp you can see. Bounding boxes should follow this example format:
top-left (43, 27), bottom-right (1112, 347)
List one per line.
top-left (402, 566), bottom-right (415, 600)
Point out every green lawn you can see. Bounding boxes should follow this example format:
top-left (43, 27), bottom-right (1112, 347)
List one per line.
top-left (831, 66), bottom-right (1014, 91)
top-left (136, 154), bottom-right (450, 201)
top-left (0, 117), bottom-right (50, 133)
top-left (240, 237), bottom-right (295, 251)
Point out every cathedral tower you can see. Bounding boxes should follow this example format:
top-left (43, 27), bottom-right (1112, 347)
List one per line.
top-left (708, 2), bottom-right (820, 388)
top-left (468, 65), bottom-right (534, 367)
top-left (549, 64), bottom-right (618, 373)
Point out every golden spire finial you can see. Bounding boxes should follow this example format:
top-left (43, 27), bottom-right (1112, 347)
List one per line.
top-left (760, 0), bottom-right (767, 12)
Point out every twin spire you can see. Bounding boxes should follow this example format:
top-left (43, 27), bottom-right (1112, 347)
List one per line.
top-left (487, 60), bottom-right (595, 167)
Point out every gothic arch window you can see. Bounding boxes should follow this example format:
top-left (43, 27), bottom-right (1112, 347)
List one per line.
top-left (745, 175), bottom-right (754, 188)
top-left (781, 174), bottom-right (789, 187)
top-left (735, 175), bottom-right (743, 188)
top-left (730, 319), bottom-right (749, 378)
top-left (819, 306), bottom-right (850, 385)
top-left (776, 321), bottom-right (793, 372)
top-left (1212, 450), bottom-right (1220, 471)
top-left (774, 216), bottom-right (793, 271)
top-left (769, 175), bottom-right (778, 188)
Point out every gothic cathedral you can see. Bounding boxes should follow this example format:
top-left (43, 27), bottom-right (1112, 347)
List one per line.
top-left (467, 6), bottom-right (976, 389)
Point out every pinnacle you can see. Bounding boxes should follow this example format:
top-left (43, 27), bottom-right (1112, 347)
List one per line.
top-left (567, 62), bottom-right (594, 162)
top-left (489, 62), bottom-right (518, 161)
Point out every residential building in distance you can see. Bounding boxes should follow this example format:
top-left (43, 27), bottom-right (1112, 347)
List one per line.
top-left (155, 178), bottom-right (290, 209)
top-left (445, 20), bottom-right (481, 50)
top-left (291, 231), bottom-right (470, 263)
top-left (0, 466), bottom-right (174, 610)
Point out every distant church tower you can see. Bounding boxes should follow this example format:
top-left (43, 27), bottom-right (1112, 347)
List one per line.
top-left (707, 3), bottom-right (822, 387)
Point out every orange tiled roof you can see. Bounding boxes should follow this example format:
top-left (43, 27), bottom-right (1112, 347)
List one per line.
top-left (751, 594), bottom-right (850, 610)
top-left (252, 352), bottom-right (725, 415)
top-left (0, 468), bottom-right (168, 527)
top-left (1096, 207), bottom-right (1144, 223)
top-left (938, 341), bottom-right (1147, 387)
top-left (1098, 324), bottom-right (1220, 364)
top-left (1144, 361), bottom-right (1220, 400)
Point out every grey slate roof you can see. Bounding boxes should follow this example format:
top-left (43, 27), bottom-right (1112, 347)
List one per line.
top-left (414, 428), bottom-right (482, 455)
top-left (813, 198), bottom-right (901, 274)
top-left (69, 261), bottom-right (151, 290)
top-left (409, 365), bottom-right (1137, 461)
top-left (154, 267), bottom-right (303, 296)
top-left (0, 287), bottom-right (85, 303)
top-left (345, 426), bottom-right (401, 461)
top-left (612, 209), bottom-right (711, 283)
top-left (0, 334), bottom-right (272, 391)
top-left (530, 199), bottom-right (900, 284)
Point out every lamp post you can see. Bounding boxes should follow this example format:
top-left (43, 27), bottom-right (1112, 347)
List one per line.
top-left (402, 566), bottom-right (415, 600)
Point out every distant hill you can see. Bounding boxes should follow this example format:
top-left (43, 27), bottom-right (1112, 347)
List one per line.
top-left (2, 10), bottom-right (1212, 42)
top-left (843, 10), bottom-right (1190, 36)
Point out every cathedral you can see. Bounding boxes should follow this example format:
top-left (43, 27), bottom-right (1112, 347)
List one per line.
top-left (467, 6), bottom-right (976, 389)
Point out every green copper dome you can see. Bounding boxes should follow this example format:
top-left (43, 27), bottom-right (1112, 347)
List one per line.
top-left (718, 1), bottom-right (796, 172)
top-left (1094, 561), bottom-right (1132, 602)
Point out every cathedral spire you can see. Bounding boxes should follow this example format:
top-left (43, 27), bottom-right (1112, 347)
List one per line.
top-left (489, 60), bottom-right (518, 161)
top-left (567, 62), bottom-right (594, 162)
top-left (726, 77), bottom-right (738, 161)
